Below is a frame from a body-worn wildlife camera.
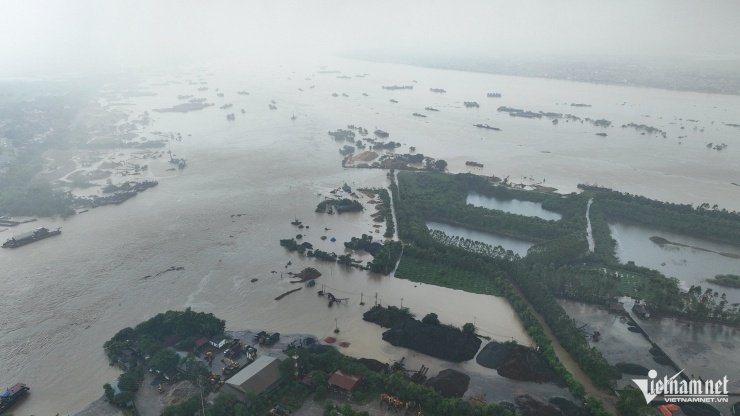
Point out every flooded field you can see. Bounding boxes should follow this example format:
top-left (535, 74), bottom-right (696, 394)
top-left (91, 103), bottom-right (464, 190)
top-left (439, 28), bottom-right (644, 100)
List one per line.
top-left (610, 221), bottom-right (740, 303)
top-left (467, 192), bottom-right (562, 221)
top-left (2, 54), bottom-right (740, 414)
top-left (557, 300), bottom-right (676, 388)
top-left (559, 299), bottom-right (739, 414)
top-left (427, 220), bottom-right (534, 257)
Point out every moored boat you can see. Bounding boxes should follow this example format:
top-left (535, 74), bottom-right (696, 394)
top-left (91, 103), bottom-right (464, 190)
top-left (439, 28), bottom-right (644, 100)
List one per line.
top-left (0, 383), bottom-right (30, 414)
top-left (2, 227), bottom-right (61, 249)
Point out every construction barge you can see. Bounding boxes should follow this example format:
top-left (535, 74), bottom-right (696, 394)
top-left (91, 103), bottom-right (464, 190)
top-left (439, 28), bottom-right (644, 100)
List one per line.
top-left (2, 227), bottom-right (61, 248)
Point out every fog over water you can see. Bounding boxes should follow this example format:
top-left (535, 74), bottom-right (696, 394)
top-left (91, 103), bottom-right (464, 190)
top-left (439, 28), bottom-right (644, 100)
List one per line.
top-left (2, 2), bottom-right (740, 415)
top-left (3, 0), bottom-right (740, 77)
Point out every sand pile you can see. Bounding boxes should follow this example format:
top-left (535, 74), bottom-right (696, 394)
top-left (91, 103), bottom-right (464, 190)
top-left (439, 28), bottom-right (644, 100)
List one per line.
top-left (351, 151), bottom-right (378, 162)
top-left (162, 380), bottom-right (198, 406)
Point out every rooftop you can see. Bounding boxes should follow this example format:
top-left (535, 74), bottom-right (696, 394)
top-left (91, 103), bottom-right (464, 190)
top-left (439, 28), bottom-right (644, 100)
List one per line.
top-left (227, 355), bottom-right (281, 391)
top-left (328, 369), bottom-right (362, 392)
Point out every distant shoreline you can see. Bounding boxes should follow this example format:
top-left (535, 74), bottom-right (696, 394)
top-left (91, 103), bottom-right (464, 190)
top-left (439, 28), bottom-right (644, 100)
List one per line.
top-left (339, 53), bottom-right (740, 96)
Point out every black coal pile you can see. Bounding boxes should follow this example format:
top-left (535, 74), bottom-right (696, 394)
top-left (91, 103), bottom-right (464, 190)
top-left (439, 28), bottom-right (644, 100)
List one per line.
top-left (477, 341), bottom-right (561, 384)
top-left (476, 341), bottom-right (513, 369)
top-left (381, 319), bottom-right (481, 362)
top-left (424, 369), bottom-right (470, 398)
top-left (363, 305), bottom-right (413, 328)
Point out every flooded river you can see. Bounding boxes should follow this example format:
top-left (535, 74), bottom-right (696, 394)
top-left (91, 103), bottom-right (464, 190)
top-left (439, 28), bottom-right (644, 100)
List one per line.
top-left (610, 221), bottom-right (740, 303)
top-left (2, 55), bottom-right (740, 415)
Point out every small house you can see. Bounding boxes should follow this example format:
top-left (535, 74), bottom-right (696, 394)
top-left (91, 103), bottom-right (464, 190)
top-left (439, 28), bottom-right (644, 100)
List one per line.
top-left (328, 370), bottom-right (362, 394)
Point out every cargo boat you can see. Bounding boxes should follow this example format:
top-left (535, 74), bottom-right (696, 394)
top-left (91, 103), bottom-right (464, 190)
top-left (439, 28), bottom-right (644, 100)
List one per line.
top-left (2, 227), bottom-right (62, 248)
top-left (0, 383), bottom-right (30, 414)
top-left (474, 123), bottom-right (501, 131)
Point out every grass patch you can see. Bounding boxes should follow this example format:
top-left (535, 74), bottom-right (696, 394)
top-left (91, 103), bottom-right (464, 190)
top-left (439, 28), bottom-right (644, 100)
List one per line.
top-left (395, 252), bottom-right (503, 296)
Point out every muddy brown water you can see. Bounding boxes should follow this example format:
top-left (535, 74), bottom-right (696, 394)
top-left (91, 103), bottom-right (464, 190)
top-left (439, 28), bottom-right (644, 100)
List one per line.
top-left (3, 55), bottom-right (740, 415)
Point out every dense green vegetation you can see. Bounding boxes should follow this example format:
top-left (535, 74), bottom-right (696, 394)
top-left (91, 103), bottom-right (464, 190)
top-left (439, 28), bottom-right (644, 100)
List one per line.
top-left (279, 235), bottom-right (401, 275)
top-left (376, 188), bottom-right (395, 237)
top-left (280, 347), bottom-right (516, 416)
top-left (279, 237), bottom-right (306, 253)
top-left (367, 240), bottom-right (402, 274)
top-left (160, 383), bottom-right (311, 416)
top-left (101, 309), bottom-right (225, 408)
top-left (315, 198), bottom-right (363, 213)
top-left (395, 252), bottom-right (504, 296)
top-left (392, 171), bottom-right (616, 414)
top-left (391, 170), bottom-right (740, 414)
top-left (397, 171), bottom-right (740, 323)
top-left (592, 189), bottom-right (740, 246)
top-left (615, 387), bottom-right (655, 416)
top-left (344, 234), bottom-right (380, 254)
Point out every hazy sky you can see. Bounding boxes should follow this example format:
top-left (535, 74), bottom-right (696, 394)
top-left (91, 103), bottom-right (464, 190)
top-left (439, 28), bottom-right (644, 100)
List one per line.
top-left (2, 0), bottom-right (740, 77)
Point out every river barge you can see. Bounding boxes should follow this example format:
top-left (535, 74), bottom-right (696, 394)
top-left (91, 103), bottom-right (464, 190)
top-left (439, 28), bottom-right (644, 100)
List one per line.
top-left (2, 227), bottom-right (61, 248)
top-left (0, 383), bottom-right (30, 414)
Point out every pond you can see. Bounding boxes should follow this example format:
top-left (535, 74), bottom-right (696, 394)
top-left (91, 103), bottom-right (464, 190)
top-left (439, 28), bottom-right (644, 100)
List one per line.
top-left (609, 221), bottom-right (740, 304)
top-left (466, 192), bottom-right (562, 221)
top-left (427, 221), bottom-right (534, 257)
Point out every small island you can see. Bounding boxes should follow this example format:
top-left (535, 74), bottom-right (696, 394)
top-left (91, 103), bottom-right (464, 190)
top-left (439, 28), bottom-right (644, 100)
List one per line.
top-left (707, 274), bottom-right (740, 288)
top-left (153, 101), bottom-right (214, 113)
top-left (373, 129), bottom-right (389, 138)
top-left (381, 85), bottom-right (413, 90)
